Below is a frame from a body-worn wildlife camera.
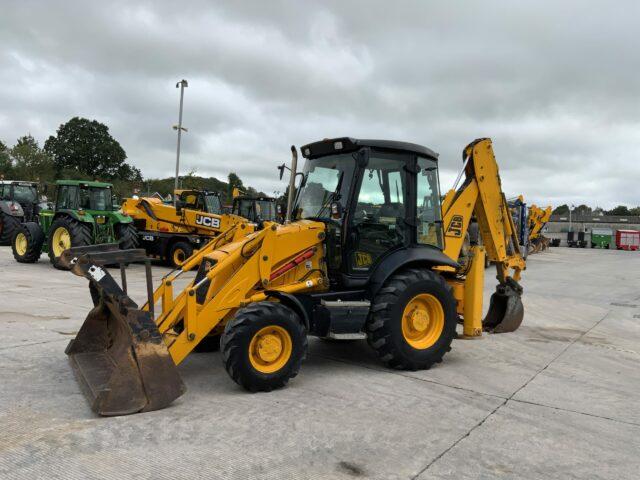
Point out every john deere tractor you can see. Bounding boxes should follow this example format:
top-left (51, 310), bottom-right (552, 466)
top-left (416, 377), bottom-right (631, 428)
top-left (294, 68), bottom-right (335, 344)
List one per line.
top-left (11, 180), bottom-right (138, 269)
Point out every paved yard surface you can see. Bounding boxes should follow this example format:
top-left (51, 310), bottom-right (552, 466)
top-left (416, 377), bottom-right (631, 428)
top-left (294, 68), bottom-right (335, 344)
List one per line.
top-left (0, 247), bottom-right (639, 479)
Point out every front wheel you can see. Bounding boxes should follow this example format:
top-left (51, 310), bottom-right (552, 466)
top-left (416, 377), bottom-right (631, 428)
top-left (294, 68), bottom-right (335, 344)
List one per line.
top-left (116, 222), bottom-right (139, 250)
top-left (12, 222), bottom-right (44, 263)
top-left (168, 241), bottom-right (194, 269)
top-left (47, 216), bottom-right (92, 269)
top-left (221, 302), bottom-right (307, 392)
top-left (366, 268), bottom-right (457, 370)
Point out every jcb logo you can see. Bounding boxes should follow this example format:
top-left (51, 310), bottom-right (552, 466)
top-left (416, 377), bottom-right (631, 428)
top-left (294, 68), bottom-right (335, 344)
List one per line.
top-left (446, 215), bottom-right (464, 238)
top-left (195, 214), bottom-right (221, 229)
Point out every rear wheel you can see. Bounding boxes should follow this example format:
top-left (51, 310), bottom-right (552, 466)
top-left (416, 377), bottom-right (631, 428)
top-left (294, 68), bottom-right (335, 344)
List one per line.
top-left (0, 212), bottom-right (22, 245)
top-left (366, 268), bottom-right (457, 370)
top-left (48, 216), bottom-right (92, 269)
top-left (221, 302), bottom-right (307, 392)
top-left (168, 241), bottom-right (193, 269)
top-left (12, 222), bottom-right (44, 263)
top-left (116, 222), bottom-right (139, 250)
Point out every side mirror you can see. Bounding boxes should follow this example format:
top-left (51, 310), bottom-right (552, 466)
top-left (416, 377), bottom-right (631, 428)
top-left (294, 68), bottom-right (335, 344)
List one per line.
top-left (277, 163), bottom-right (286, 180)
top-left (330, 201), bottom-right (342, 219)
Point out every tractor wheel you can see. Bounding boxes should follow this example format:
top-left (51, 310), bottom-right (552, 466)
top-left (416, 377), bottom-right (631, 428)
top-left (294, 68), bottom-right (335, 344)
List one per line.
top-left (48, 216), bottom-right (92, 270)
top-left (168, 241), bottom-right (193, 269)
top-left (366, 268), bottom-right (457, 370)
top-left (11, 222), bottom-right (44, 263)
top-left (0, 212), bottom-right (22, 245)
top-left (116, 222), bottom-right (139, 250)
top-left (221, 302), bottom-right (307, 392)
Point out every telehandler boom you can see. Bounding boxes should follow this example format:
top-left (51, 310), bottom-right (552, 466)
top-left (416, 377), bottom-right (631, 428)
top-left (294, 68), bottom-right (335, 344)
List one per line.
top-left (63, 137), bottom-right (526, 416)
top-left (528, 204), bottom-right (552, 253)
top-left (122, 190), bottom-right (246, 267)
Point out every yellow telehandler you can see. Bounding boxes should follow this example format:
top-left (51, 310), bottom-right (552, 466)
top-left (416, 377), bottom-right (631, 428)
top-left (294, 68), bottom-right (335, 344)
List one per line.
top-left (62, 137), bottom-right (525, 416)
top-left (122, 189), bottom-right (247, 267)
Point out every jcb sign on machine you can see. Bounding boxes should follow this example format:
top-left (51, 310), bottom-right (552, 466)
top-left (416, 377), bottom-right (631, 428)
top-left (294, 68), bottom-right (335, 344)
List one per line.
top-left (195, 214), bottom-right (221, 229)
top-left (63, 137), bottom-right (526, 416)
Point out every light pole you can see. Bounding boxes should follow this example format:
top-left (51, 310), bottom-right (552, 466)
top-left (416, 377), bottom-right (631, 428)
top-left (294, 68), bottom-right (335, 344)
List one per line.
top-left (568, 203), bottom-right (575, 232)
top-left (173, 79), bottom-right (188, 205)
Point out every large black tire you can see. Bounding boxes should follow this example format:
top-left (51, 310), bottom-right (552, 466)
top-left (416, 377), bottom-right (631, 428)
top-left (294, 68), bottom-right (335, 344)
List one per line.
top-left (0, 212), bottom-right (22, 245)
top-left (47, 216), bottom-right (92, 270)
top-left (221, 302), bottom-right (307, 392)
top-left (116, 222), bottom-right (139, 250)
top-left (11, 222), bottom-right (44, 263)
top-left (168, 241), bottom-right (194, 269)
top-left (366, 268), bottom-right (457, 370)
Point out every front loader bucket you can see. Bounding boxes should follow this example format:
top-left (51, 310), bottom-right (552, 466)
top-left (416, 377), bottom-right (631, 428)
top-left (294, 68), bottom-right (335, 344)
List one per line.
top-left (483, 279), bottom-right (524, 333)
top-left (61, 245), bottom-right (186, 416)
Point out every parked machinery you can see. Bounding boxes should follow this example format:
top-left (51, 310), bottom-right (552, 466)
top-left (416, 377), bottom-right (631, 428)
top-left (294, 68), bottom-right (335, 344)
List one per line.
top-left (615, 229), bottom-right (640, 251)
top-left (231, 191), bottom-right (280, 225)
top-left (0, 180), bottom-right (39, 244)
top-left (11, 180), bottom-right (137, 269)
top-left (122, 189), bottom-right (246, 268)
top-left (527, 205), bottom-right (552, 253)
top-left (567, 230), bottom-right (587, 248)
top-left (591, 228), bottom-right (613, 249)
top-left (62, 137), bottom-right (526, 416)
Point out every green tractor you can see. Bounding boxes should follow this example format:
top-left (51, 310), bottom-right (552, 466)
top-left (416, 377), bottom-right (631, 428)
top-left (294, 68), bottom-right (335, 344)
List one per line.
top-left (11, 180), bottom-right (138, 269)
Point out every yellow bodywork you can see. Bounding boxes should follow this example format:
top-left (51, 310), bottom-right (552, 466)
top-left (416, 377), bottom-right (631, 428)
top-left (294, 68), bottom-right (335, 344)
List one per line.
top-left (122, 197), bottom-right (244, 237)
top-left (440, 139), bottom-right (526, 337)
top-left (528, 204), bottom-right (552, 252)
top-left (143, 220), bottom-right (328, 365)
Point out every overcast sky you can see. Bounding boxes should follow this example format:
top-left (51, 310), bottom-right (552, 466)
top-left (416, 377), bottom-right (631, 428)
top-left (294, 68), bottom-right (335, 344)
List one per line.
top-left (1, 1), bottom-right (638, 207)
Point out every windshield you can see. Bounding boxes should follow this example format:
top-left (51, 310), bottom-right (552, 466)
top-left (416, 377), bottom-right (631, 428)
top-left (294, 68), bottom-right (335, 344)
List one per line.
top-left (295, 154), bottom-right (355, 220)
top-left (204, 194), bottom-right (222, 214)
top-left (79, 187), bottom-right (113, 211)
top-left (255, 200), bottom-right (275, 221)
top-left (12, 185), bottom-right (38, 203)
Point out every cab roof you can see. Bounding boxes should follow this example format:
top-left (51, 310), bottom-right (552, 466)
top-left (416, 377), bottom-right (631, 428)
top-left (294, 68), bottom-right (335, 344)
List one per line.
top-left (0, 180), bottom-right (38, 185)
top-left (56, 179), bottom-right (113, 188)
top-left (301, 137), bottom-right (439, 161)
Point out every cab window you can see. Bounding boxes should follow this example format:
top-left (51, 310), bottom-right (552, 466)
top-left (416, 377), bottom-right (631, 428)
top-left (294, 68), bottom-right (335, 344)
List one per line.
top-left (56, 185), bottom-right (78, 210)
top-left (417, 157), bottom-right (443, 248)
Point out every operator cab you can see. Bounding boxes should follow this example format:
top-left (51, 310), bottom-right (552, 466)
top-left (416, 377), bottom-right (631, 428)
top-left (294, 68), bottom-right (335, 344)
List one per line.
top-left (232, 196), bottom-right (278, 223)
top-left (56, 182), bottom-right (114, 211)
top-left (294, 137), bottom-right (450, 289)
top-left (176, 190), bottom-right (222, 214)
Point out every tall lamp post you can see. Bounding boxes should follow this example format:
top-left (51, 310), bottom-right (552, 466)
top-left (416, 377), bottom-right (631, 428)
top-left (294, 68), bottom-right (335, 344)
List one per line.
top-left (173, 79), bottom-right (188, 205)
top-left (568, 203), bottom-right (575, 232)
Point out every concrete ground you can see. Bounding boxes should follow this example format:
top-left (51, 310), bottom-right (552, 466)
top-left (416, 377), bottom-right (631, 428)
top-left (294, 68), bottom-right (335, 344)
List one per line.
top-left (0, 246), bottom-right (639, 480)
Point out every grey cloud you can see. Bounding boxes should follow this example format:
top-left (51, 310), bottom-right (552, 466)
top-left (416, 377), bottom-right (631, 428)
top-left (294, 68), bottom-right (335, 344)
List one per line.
top-left (0, 0), bottom-right (638, 206)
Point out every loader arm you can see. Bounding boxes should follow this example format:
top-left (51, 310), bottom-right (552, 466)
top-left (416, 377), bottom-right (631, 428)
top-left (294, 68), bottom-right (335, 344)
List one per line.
top-left (528, 205), bottom-right (552, 241)
top-left (440, 138), bottom-right (526, 335)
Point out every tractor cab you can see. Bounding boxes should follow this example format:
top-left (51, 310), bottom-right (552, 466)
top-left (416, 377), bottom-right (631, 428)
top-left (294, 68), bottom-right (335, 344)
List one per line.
top-left (232, 195), bottom-right (278, 223)
top-left (55, 181), bottom-right (114, 212)
top-left (294, 138), bottom-right (450, 288)
top-left (175, 190), bottom-right (222, 215)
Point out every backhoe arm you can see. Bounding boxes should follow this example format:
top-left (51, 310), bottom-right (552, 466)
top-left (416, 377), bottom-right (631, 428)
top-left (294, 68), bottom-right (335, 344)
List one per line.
top-left (441, 138), bottom-right (525, 334)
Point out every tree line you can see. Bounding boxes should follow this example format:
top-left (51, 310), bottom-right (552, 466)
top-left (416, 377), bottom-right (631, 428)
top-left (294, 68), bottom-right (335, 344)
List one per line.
top-left (552, 204), bottom-right (640, 217)
top-left (0, 116), bottom-right (257, 203)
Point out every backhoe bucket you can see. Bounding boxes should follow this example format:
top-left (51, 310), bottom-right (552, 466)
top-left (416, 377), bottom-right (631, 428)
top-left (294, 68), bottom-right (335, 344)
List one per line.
top-left (61, 245), bottom-right (186, 416)
top-left (483, 279), bottom-right (524, 333)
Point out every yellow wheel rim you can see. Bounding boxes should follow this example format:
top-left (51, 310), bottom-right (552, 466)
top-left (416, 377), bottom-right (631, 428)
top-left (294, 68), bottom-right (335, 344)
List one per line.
top-left (15, 232), bottom-right (28, 256)
top-left (248, 325), bottom-right (292, 374)
top-left (52, 226), bottom-right (71, 257)
top-left (173, 248), bottom-right (185, 266)
top-left (401, 293), bottom-right (445, 350)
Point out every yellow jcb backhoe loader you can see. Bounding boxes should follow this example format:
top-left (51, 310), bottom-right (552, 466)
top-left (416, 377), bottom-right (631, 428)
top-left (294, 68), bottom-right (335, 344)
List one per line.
top-left (122, 189), bottom-right (246, 267)
top-left (62, 137), bottom-right (525, 416)
top-left (528, 204), bottom-right (552, 253)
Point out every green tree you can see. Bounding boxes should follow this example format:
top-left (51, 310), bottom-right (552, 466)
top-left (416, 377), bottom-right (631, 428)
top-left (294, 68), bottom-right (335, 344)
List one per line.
top-left (10, 135), bottom-right (55, 181)
top-left (44, 117), bottom-right (140, 181)
top-left (606, 205), bottom-right (631, 216)
top-left (0, 140), bottom-right (13, 178)
top-left (227, 172), bottom-right (244, 200)
top-left (629, 207), bottom-right (640, 216)
top-left (573, 204), bottom-right (592, 216)
top-left (552, 204), bottom-right (569, 215)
